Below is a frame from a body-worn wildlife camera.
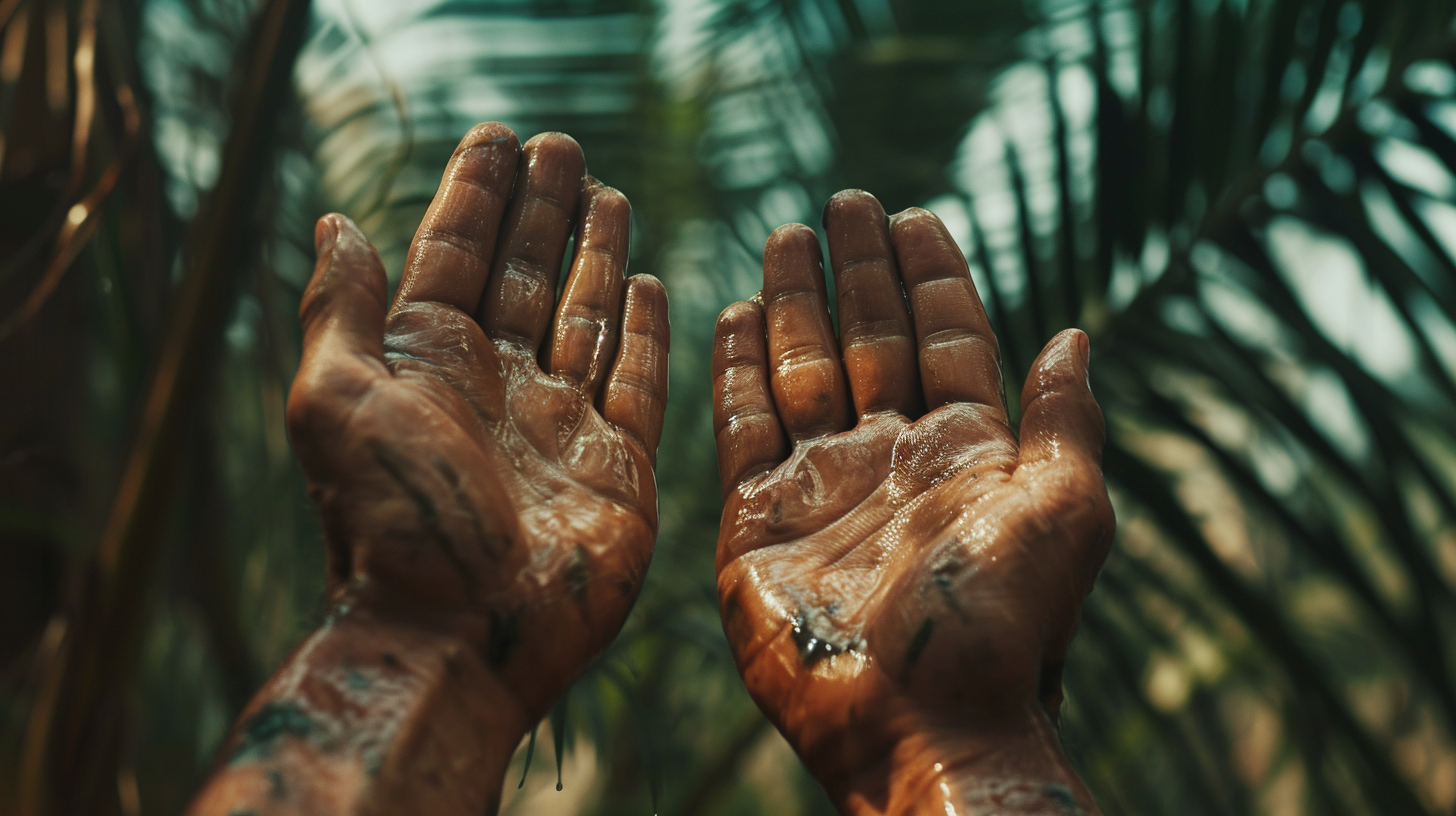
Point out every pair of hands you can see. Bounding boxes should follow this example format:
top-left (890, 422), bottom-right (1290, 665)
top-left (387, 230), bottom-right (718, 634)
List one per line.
top-left (195, 124), bottom-right (1113, 815)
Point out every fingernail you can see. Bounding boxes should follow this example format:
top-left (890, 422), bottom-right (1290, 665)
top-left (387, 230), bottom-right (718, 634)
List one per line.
top-left (1074, 329), bottom-right (1090, 366)
top-left (315, 217), bottom-right (337, 257)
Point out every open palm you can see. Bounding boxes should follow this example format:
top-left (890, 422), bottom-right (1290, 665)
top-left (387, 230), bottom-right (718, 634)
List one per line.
top-left (286, 125), bottom-right (668, 722)
top-left (712, 192), bottom-right (1113, 796)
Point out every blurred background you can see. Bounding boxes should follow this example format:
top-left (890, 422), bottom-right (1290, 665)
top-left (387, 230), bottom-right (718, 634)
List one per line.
top-left (3, 0), bottom-right (1456, 813)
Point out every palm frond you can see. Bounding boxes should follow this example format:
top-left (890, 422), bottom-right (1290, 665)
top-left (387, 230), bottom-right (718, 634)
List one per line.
top-left (9, 1), bottom-right (1456, 814)
top-left (945, 1), bottom-right (1456, 812)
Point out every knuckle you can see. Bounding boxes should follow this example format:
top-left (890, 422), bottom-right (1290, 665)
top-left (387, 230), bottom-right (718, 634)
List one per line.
top-left (526, 185), bottom-right (572, 214)
top-left (843, 317), bottom-right (910, 348)
top-left (774, 345), bottom-right (839, 385)
top-left (287, 364), bottom-right (375, 439)
top-left (285, 381), bottom-right (334, 437)
top-left (610, 366), bottom-right (661, 401)
top-left (837, 254), bottom-right (892, 279)
top-left (416, 225), bottom-right (490, 263)
top-left (581, 238), bottom-right (622, 266)
top-left (921, 326), bottom-right (998, 359)
top-left (720, 400), bottom-right (778, 432)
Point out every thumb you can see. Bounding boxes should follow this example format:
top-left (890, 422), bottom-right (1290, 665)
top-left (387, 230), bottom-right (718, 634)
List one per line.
top-left (288, 215), bottom-right (388, 442)
top-left (1017, 328), bottom-right (1104, 468)
top-left (299, 214), bottom-right (388, 361)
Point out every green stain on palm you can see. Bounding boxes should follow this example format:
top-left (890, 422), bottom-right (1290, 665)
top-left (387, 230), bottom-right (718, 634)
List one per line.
top-left (230, 702), bottom-right (315, 763)
top-left (905, 618), bottom-right (935, 668)
top-left (565, 544), bottom-right (591, 600)
top-left (364, 748), bottom-right (386, 776)
top-left (1044, 784), bottom-right (1080, 812)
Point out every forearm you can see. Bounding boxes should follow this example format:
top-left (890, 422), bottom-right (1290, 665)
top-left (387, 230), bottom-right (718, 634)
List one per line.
top-left (832, 704), bottom-right (1099, 816)
top-left (187, 610), bottom-right (528, 816)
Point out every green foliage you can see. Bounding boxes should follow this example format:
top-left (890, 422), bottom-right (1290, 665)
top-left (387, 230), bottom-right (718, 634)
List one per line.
top-left (6, 0), bottom-right (1456, 814)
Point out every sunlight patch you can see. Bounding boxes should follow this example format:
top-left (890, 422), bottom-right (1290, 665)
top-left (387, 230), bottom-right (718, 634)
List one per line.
top-left (1265, 217), bottom-right (1416, 383)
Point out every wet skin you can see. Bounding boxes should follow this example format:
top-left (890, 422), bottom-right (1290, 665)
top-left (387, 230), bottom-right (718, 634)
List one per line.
top-left (188, 124), bottom-right (668, 816)
top-left (713, 192), bottom-right (1114, 815)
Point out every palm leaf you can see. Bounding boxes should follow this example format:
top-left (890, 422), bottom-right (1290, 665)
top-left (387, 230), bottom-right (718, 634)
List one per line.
top-left (11, 0), bottom-right (1456, 814)
top-left (973, 1), bottom-right (1456, 812)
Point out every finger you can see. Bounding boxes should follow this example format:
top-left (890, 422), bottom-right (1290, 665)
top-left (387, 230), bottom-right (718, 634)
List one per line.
top-left (824, 190), bottom-right (920, 418)
top-left (1017, 329), bottom-right (1104, 467)
top-left (289, 215), bottom-right (388, 439)
top-left (603, 275), bottom-right (670, 461)
top-left (549, 181), bottom-right (630, 394)
top-left (713, 301), bottom-right (788, 493)
top-left (890, 208), bottom-right (1005, 415)
top-left (393, 122), bottom-right (520, 313)
top-left (478, 132), bottom-right (587, 352)
top-left (763, 224), bottom-right (852, 440)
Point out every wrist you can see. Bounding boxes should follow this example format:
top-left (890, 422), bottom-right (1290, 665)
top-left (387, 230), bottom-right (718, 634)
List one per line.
top-left (829, 702), bottom-right (1097, 816)
top-left (188, 611), bottom-right (529, 816)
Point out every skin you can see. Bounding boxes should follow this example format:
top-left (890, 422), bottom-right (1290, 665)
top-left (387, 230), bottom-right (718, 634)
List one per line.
top-left (713, 191), bottom-right (1115, 815)
top-left (187, 124), bottom-right (669, 816)
top-left (187, 127), bottom-right (1107, 814)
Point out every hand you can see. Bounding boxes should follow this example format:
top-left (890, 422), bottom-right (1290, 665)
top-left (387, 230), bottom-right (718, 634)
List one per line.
top-left (712, 192), bottom-right (1113, 814)
top-left (287, 124), bottom-right (669, 724)
top-left (189, 125), bottom-right (666, 816)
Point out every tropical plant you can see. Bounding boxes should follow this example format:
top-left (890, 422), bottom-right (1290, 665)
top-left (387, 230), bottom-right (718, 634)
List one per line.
top-left (3, 0), bottom-right (1456, 814)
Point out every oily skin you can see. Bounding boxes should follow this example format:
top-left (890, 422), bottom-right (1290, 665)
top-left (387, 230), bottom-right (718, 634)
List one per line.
top-left (714, 192), bottom-right (1114, 815)
top-left (188, 124), bottom-right (668, 816)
